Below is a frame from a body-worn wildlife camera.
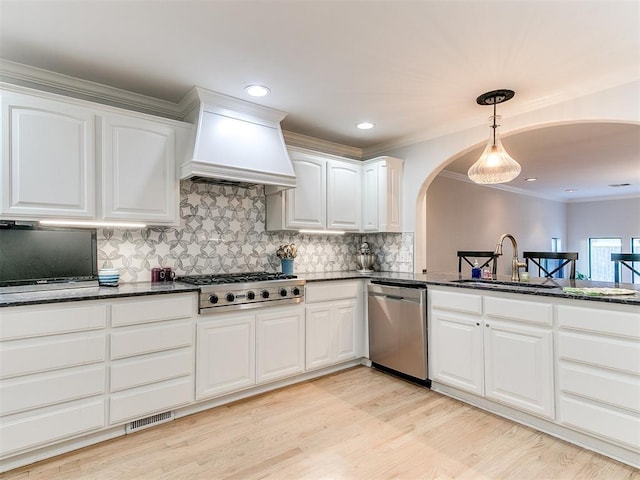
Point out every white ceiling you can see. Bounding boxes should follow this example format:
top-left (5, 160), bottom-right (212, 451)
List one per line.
top-left (0, 0), bottom-right (638, 199)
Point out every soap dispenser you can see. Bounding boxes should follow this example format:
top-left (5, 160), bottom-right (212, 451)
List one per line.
top-left (471, 260), bottom-right (481, 279)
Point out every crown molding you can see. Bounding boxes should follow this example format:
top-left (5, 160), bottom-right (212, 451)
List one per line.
top-left (283, 131), bottom-right (363, 160)
top-left (438, 170), bottom-right (566, 203)
top-left (565, 192), bottom-right (640, 203)
top-left (0, 59), bottom-right (185, 119)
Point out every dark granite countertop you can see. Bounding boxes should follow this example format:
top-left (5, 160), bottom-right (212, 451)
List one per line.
top-left (0, 282), bottom-right (200, 308)
top-left (298, 271), bottom-right (640, 306)
top-left (2, 271), bottom-right (639, 308)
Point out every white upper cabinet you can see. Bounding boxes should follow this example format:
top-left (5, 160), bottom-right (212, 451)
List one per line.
top-left (1, 85), bottom-right (191, 225)
top-left (284, 152), bottom-right (327, 229)
top-left (1, 90), bottom-right (96, 218)
top-left (266, 147), bottom-right (364, 232)
top-left (99, 113), bottom-right (180, 225)
top-left (362, 157), bottom-right (403, 232)
top-left (327, 160), bottom-right (361, 231)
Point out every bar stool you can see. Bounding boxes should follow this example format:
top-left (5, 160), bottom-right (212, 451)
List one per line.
top-left (457, 251), bottom-right (498, 277)
top-left (523, 252), bottom-right (578, 279)
top-left (611, 253), bottom-right (640, 283)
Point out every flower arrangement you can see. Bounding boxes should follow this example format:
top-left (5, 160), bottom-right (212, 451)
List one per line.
top-left (276, 243), bottom-right (298, 259)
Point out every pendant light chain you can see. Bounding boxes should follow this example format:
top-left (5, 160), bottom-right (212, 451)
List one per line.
top-left (492, 101), bottom-right (497, 146)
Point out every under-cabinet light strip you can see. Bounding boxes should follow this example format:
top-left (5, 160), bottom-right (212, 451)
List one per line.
top-left (298, 229), bottom-right (346, 235)
top-left (40, 220), bottom-right (147, 229)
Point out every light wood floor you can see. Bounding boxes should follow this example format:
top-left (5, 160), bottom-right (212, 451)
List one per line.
top-left (3, 366), bottom-right (639, 480)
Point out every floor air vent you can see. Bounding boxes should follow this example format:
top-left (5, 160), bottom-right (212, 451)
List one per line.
top-left (125, 411), bottom-right (174, 434)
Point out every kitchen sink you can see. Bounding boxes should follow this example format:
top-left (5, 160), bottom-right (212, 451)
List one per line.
top-left (451, 279), bottom-right (559, 289)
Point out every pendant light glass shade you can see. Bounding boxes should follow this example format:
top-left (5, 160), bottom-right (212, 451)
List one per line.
top-left (468, 118), bottom-right (521, 184)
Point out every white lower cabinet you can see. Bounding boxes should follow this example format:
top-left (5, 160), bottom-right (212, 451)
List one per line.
top-left (107, 294), bottom-right (196, 425)
top-left (429, 308), bottom-right (484, 395)
top-left (196, 305), bottom-right (305, 400)
top-left (305, 281), bottom-right (363, 371)
top-left (256, 308), bottom-right (305, 383)
top-left (0, 302), bottom-right (108, 457)
top-left (557, 304), bottom-right (640, 452)
top-left (484, 318), bottom-right (554, 418)
top-left (429, 288), bottom-right (554, 419)
top-left (430, 287), bottom-right (640, 466)
top-left (196, 313), bottom-right (256, 400)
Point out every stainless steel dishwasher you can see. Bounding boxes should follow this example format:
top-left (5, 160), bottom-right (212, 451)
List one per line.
top-left (368, 282), bottom-right (429, 385)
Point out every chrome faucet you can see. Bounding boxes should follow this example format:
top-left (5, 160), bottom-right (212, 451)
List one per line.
top-left (494, 233), bottom-right (527, 282)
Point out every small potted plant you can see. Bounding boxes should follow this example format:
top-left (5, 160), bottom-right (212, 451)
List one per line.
top-left (276, 243), bottom-right (297, 274)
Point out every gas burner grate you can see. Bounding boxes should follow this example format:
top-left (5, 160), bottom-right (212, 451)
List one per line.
top-left (176, 272), bottom-right (297, 286)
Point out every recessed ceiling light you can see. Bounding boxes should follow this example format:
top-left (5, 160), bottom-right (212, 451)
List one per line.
top-left (608, 183), bottom-right (631, 188)
top-left (525, 177), bottom-right (538, 182)
top-left (244, 85), bottom-right (270, 97)
top-left (565, 189), bottom-right (577, 193)
top-left (357, 122), bottom-right (375, 130)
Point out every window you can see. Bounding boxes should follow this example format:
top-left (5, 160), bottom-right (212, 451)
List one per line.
top-left (589, 238), bottom-right (622, 281)
top-left (632, 238), bottom-right (640, 284)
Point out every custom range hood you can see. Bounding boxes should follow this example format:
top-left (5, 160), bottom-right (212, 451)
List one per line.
top-left (180, 87), bottom-right (296, 190)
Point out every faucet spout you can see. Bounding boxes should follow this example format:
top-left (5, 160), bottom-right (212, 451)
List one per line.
top-left (494, 233), bottom-right (527, 281)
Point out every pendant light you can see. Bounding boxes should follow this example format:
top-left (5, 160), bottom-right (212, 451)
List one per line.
top-left (468, 89), bottom-right (521, 184)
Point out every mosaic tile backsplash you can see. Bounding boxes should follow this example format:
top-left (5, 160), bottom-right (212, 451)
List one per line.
top-left (98, 180), bottom-right (414, 283)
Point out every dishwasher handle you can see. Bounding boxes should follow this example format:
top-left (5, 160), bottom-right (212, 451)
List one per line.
top-left (367, 283), bottom-right (426, 303)
top-left (384, 294), bottom-right (405, 301)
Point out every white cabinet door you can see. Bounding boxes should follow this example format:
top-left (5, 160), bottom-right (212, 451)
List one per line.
top-left (327, 160), bottom-right (361, 231)
top-left (196, 314), bottom-right (256, 399)
top-left (100, 113), bottom-right (179, 225)
top-left (305, 281), bottom-right (363, 371)
top-left (361, 157), bottom-right (403, 232)
top-left (334, 299), bottom-right (360, 362)
top-left (285, 154), bottom-right (326, 229)
top-left (362, 162), bottom-right (379, 231)
top-left (305, 304), bottom-right (334, 370)
top-left (1, 91), bottom-right (95, 218)
top-left (429, 309), bottom-right (484, 396)
top-left (256, 307), bottom-right (305, 383)
top-left (379, 157), bottom-right (403, 232)
top-left (484, 319), bottom-right (554, 419)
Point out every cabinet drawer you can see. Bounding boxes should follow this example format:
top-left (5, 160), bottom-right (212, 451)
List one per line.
top-left (0, 304), bottom-right (106, 340)
top-left (558, 305), bottom-right (640, 338)
top-left (485, 297), bottom-right (552, 326)
top-left (111, 349), bottom-right (192, 392)
top-left (111, 294), bottom-right (194, 327)
top-left (430, 290), bottom-right (482, 315)
top-left (0, 365), bottom-right (105, 416)
top-left (110, 321), bottom-right (192, 360)
top-left (559, 331), bottom-right (640, 375)
top-left (559, 395), bottom-right (640, 451)
top-left (559, 363), bottom-right (640, 413)
top-left (0, 399), bottom-right (105, 456)
top-left (305, 281), bottom-right (360, 303)
top-left (109, 377), bottom-right (192, 424)
top-left (0, 333), bottom-right (106, 379)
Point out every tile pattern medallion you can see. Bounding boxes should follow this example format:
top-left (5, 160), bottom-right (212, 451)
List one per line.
top-left (98, 180), bottom-right (414, 283)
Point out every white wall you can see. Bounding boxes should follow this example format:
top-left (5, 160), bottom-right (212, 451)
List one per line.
top-left (567, 197), bottom-right (640, 282)
top-left (426, 175), bottom-right (567, 276)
